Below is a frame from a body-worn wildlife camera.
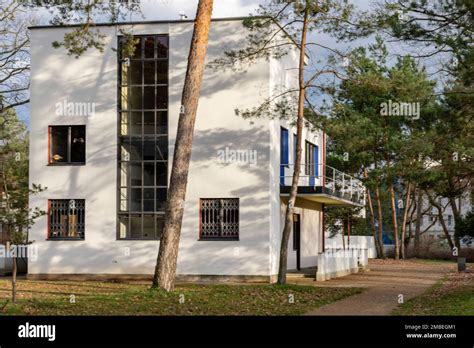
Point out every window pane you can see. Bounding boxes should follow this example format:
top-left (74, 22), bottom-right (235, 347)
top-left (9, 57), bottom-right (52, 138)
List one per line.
top-left (120, 188), bottom-right (128, 211)
top-left (156, 86), bottom-right (168, 109)
top-left (157, 60), bottom-right (167, 84)
top-left (131, 188), bottom-right (142, 211)
top-left (130, 163), bottom-right (142, 186)
top-left (120, 112), bottom-right (129, 135)
top-left (50, 126), bottom-right (68, 163)
top-left (143, 112), bottom-right (154, 134)
top-left (120, 138), bottom-right (131, 162)
top-left (144, 163), bottom-right (154, 186)
top-left (120, 87), bottom-right (129, 110)
top-left (156, 188), bottom-right (167, 211)
top-left (142, 215), bottom-right (155, 239)
top-left (156, 111), bottom-right (167, 134)
top-left (130, 60), bottom-right (142, 85)
top-left (143, 188), bottom-right (154, 211)
top-left (121, 63), bottom-right (129, 85)
top-left (130, 86), bottom-right (142, 109)
top-left (280, 128), bottom-right (289, 166)
top-left (69, 199), bottom-right (82, 238)
top-left (156, 136), bottom-right (168, 161)
top-left (144, 36), bottom-right (155, 58)
top-left (118, 215), bottom-right (129, 239)
top-left (156, 162), bottom-right (167, 186)
top-left (120, 163), bottom-right (129, 187)
top-left (157, 36), bottom-right (168, 58)
top-left (71, 126), bottom-right (86, 163)
top-left (144, 61), bottom-right (155, 84)
top-left (130, 112), bottom-right (142, 135)
top-left (144, 86), bottom-right (155, 109)
top-left (130, 138), bottom-right (142, 160)
top-left (132, 37), bottom-right (142, 59)
top-left (130, 214), bottom-right (142, 238)
top-left (143, 137), bottom-right (155, 160)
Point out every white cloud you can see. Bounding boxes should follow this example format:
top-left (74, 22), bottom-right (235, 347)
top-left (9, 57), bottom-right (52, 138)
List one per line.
top-left (133, 0), bottom-right (261, 21)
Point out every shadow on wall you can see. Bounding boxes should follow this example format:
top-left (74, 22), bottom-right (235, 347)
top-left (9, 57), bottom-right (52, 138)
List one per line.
top-left (30, 20), bottom-right (276, 276)
top-left (32, 128), bottom-right (272, 276)
top-left (168, 20), bottom-right (267, 101)
top-left (176, 127), bottom-right (271, 274)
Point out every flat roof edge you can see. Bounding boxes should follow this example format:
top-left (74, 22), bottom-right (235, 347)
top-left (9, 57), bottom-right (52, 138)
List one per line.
top-left (28, 16), bottom-right (259, 30)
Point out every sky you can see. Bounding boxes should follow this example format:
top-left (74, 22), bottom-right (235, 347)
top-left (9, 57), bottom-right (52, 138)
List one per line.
top-left (17, 0), bottom-right (369, 121)
top-left (17, 0), bottom-right (444, 123)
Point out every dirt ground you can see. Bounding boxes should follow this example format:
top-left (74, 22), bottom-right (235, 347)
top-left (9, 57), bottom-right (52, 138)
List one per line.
top-left (288, 259), bottom-right (458, 315)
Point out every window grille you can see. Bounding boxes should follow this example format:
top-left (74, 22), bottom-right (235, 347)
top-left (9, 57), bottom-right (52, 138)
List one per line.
top-left (200, 198), bottom-right (239, 240)
top-left (49, 199), bottom-right (85, 239)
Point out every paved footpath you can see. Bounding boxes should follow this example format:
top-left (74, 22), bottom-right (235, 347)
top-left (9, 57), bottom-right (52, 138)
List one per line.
top-left (288, 259), bottom-right (455, 315)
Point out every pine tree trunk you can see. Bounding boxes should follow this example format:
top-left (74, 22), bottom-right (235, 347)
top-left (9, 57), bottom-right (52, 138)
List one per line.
top-left (448, 196), bottom-right (462, 252)
top-left (277, 4), bottom-right (310, 285)
top-left (374, 184), bottom-right (386, 258)
top-left (400, 182), bottom-right (412, 259)
top-left (389, 183), bottom-right (400, 259)
top-left (363, 167), bottom-right (382, 257)
top-left (426, 191), bottom-right (455, 250)
top-left (341, 220), bottom-right (346, 250)
top-left (12, 255), bottom-right (17, 303)
top-left (414, 188), bottom-right (422, 257)
top-left (152, 0), bottom-right (214, 291)
top-left (347, 217), bottom-right (351, 248)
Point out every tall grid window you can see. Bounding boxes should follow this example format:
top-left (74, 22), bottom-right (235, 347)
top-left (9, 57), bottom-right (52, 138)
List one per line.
top-left (118, 35), bottom-right (169, 240)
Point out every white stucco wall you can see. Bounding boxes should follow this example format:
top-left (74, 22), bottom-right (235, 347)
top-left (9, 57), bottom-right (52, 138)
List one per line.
top-left (325, 235), bottom-right (377, 259)
top-left (28, 19), bottom-right (279, 277)
top-left (281, 199), bottom-right (322, 271)
top-left (268, 42), bottom-right (325, 275)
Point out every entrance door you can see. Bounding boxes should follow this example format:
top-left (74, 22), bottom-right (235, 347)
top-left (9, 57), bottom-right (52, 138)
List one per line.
top-left (293, 214), bottom-right (301, 270)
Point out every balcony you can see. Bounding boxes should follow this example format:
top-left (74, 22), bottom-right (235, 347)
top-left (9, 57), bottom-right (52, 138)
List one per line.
top-left (280, 164), bottom-right (365, 206)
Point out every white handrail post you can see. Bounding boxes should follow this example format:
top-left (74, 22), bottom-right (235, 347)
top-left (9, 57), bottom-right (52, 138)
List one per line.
top-left (342, 174), bottom-right (345, 194)
top-left (332, 168), bottom-right (335, 190)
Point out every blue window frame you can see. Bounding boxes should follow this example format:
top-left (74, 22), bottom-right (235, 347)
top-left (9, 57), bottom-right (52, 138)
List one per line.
top-left (305, 141), bottom-right (319, 186)
top-left (293, 133), bottom-right (297, 163)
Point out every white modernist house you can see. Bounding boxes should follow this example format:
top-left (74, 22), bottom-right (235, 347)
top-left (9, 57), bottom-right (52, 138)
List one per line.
top-left (28, 17), bottom-right (365, 282)
top-left (408, 193), bottom-right (472, 248)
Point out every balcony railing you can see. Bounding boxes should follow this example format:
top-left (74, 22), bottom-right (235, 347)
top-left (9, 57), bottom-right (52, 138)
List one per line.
top-left (280, 163), bottom-right (366, 206)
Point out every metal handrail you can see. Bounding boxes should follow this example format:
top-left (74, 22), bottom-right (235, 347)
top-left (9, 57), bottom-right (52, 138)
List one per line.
top-left (280, 163), bottom-right (365, 205)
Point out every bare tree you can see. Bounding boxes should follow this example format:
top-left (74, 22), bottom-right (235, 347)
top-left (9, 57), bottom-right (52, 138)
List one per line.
top-left (425, 191), bottom-right (455, 250)
top-left (0, 0), bottom-right (31, 114)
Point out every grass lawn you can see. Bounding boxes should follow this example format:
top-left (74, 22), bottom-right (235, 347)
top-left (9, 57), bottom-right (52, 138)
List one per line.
top-left (0, 280), bottom-right (362, 315)
top-left (393, 269), bottom-right (474, 316)
top-left (413, 258), bottom-right (460, 265)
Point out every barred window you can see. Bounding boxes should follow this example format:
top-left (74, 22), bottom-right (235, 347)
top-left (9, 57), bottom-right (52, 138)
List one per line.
top-left (48, 199), bottom-right (85, 240)
top-left (200, 198), bottom-right (239, 240)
